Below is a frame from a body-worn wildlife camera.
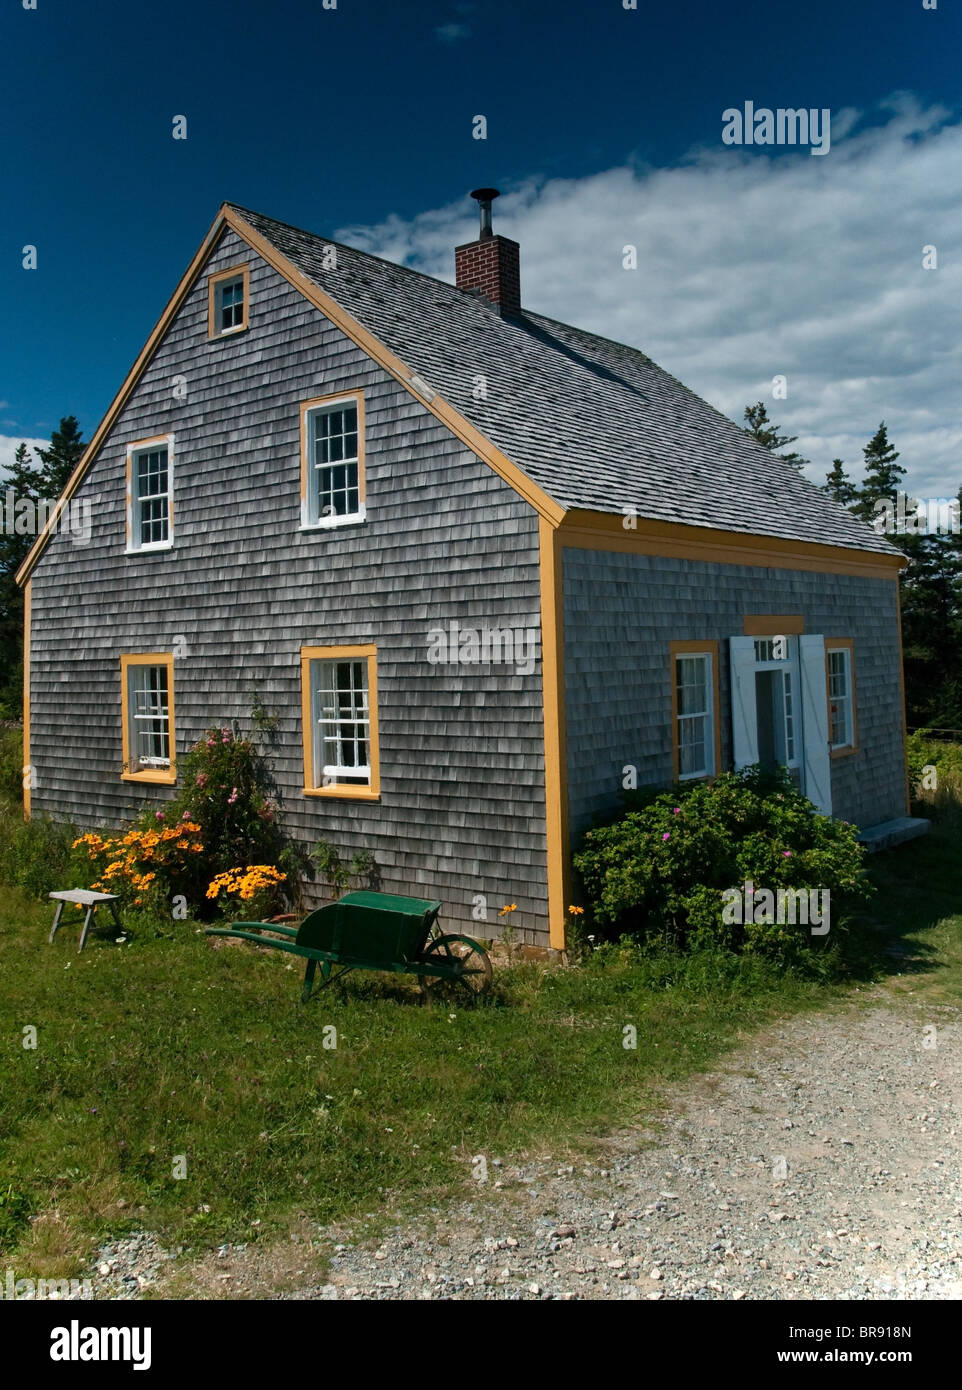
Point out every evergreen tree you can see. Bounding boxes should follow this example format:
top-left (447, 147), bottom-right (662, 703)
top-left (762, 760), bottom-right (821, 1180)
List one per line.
top-left (899, 482), bottom-right (962, 728)
top-left (742, 402), bottom-right (807, 470)
top-left (0, 418), bottom-right (86, 718)
top-left (852, 422), bottom-right (905, 526)
top-left (823, 457), bottom-right (858, 506)
top-left (33, 415), bottom-right (85, 497)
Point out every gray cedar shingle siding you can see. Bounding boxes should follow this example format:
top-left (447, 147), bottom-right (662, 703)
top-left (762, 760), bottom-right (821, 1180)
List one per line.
top-left (28, 229), bottom-right (550, 943)
top-left (563, 547), bottom-right (905, 842)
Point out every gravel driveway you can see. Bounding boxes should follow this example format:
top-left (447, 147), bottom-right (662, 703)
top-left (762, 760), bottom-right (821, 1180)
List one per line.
top-left (89, 987), bottom-right (961, 1301)
top-left (298, 995), bottom-right (961, 1301)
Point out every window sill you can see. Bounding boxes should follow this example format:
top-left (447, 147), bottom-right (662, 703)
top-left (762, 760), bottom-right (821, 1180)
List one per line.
top-left (122, 768), bottom-right (177, 785)
top-left (302, 785), bottom-right (380, 801)
top-left (831, 745), bottom-right (858, 759)
top-left (125, 542), bottom-right (173, 556)
top-left (208, 325), bottom-right (249, 341)
top-left (298, 514), bottom-right (367, 533)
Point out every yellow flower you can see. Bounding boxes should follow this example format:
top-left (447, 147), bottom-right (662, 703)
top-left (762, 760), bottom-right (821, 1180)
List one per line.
top-left (568, 905), bottom-right (585, 916)
top-left (499, 903), bottom-right (517, 916)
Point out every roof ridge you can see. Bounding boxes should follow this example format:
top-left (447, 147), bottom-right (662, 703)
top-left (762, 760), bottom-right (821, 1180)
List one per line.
top-left (225, 201), bottom-right (493, 304)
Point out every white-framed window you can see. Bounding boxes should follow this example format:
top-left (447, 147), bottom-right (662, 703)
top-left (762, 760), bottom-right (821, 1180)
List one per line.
top-left (217, 276), bottom-right (244, 332)
top-left (301, 394), bottom-right (365, 528)
top-left (828, 646), bottom-right (854, 749)
top-left (121, 654), bottom-right (176, 783)
top-left (312, 658), bottom-right (370, 785)
top-left (674, 651), bottom-right (715, 779)
top-left (207, 264), bottom-right (249, 338)
top-left (126, 436), bottom-right (173, 551)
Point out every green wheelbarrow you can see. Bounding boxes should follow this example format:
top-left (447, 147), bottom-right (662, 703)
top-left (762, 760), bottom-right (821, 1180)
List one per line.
top-left (205, 890), bottom-right (492, 1003)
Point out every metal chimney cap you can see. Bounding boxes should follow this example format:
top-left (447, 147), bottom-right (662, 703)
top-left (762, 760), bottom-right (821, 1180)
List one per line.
top-left (470, 188), bottom-right (500, 239)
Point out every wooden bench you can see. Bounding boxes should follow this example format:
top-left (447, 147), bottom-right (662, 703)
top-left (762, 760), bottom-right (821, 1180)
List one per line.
top-left (48, 890), bottom-right (123, 952)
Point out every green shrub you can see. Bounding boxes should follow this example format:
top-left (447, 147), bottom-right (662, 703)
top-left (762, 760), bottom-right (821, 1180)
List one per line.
top-left (0, 725), bottom-right (23, 804)
top-left (312, 840), bottom-right (377, 900)
top-left (907, 731), bottom-right (962, 804)
top-left (0, 801), bottom-right (80, 900)
top-left (573, 765), bottom-right (872, 962)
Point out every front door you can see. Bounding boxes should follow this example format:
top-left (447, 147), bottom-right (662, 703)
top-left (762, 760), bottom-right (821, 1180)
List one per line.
top-left (730, 634), bottom-right (832, 814)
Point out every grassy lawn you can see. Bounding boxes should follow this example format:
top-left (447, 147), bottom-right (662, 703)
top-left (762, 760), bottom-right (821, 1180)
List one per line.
top-left (0, 758), bottom-right (960, 1284)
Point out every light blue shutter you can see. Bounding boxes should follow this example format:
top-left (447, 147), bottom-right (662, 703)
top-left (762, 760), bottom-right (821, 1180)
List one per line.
top-left (729, 637), bottom-right (759, 769)
top-left (799, 634), bottom-right (832, 815)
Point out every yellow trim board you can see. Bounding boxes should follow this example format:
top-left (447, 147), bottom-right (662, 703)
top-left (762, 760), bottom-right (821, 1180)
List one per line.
top-left (743, 614), bottom-right (805, 635)
top-left (539, 518), bottom-right (570, 950)
top-left (22, 579), bottom-right (31, 819)
top-left (300, 644), bottom-right (380, 800)
top-left (120, 653), bottom-right (177, 785)
top-left (558, 511), bottom-right (905, 580)
top-left (894, 585), bottom-right (911, 815)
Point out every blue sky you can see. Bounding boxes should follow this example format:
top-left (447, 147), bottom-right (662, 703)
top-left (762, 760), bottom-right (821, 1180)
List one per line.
top-left (2, 0), bottom-right (959, 493)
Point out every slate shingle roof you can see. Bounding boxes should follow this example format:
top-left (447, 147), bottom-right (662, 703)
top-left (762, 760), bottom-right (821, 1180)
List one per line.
top-left (230, 204), bottom-right (899, 557)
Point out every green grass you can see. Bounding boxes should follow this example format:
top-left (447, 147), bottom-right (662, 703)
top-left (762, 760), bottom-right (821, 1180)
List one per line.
top-left (0, 776), bottom-right (960, 1284)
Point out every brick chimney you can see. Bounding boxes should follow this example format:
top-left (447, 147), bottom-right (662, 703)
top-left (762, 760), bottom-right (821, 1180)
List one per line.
top-left (455, 188), bottom-right (521, 316)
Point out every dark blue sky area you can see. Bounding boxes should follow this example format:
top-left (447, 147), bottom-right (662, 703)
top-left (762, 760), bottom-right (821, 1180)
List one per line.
top-left (0, 0), bottom-right (955, 437)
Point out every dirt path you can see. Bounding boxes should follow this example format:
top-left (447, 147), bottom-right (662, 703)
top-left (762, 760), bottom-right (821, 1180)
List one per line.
top-left (94, 985), bottom-right (962, 1301)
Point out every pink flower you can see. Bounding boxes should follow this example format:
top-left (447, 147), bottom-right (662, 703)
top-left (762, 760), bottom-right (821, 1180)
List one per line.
top-left (195, 773), bottom-right (209, 788)
top-left (673, 807), bottom-right (681, 814)
top-left (181, 811), bottom-right (191, 821)
top-left (155, 811), bottom-right (164, 821)
top-left (206, 738), bottom-right (216, 748)
top-left (782, 850), bottom-right (792, 857)
top-left (227, 787), bottom-right (239, 806)
top-left (662, 832), bottom-right (670, 841)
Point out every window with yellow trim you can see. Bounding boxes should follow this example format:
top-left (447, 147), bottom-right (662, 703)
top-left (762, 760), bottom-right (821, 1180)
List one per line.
top-left (827, 643), bottom-right (856, 750)
top-left (674, 650), bottom-right (716, 779)
top-left (121, 654), bottom-right (176, 783)
top-left (207, 264), bottom-right (250, 338)
top-left (301, 646), bottom-right (379, 798)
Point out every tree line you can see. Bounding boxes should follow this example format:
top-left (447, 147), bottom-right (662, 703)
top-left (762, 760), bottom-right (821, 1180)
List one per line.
top-left (743, 403), bottom-right (962, 732)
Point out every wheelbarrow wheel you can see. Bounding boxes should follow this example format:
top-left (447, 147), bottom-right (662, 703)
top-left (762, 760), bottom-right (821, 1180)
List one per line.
top-left (420, 934), bottom-right (493, 1004)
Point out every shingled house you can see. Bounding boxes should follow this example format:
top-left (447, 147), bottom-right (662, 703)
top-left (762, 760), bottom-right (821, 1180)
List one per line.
top-left (18, 193), bottom-right (910, 950)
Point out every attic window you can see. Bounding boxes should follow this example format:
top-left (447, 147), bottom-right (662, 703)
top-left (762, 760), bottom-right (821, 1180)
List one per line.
top-left (208, 264), bottom-right (249, 338)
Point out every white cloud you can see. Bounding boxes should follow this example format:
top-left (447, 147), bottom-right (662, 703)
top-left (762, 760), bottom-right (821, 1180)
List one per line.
top-left (0, 435), bottom-right (47, 482)
top-left (335, 96), bottom-right (961, 498)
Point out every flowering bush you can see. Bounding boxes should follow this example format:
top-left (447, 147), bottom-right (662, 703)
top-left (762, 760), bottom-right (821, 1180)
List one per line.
top-left (163, 724), bottom-right (309, 912)
top-left (72, 823), bottom-right (205, 915)
top-left (573, 765), bottom-right (872, 961)
top-left (206, 865), bottom-right (287, 921)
